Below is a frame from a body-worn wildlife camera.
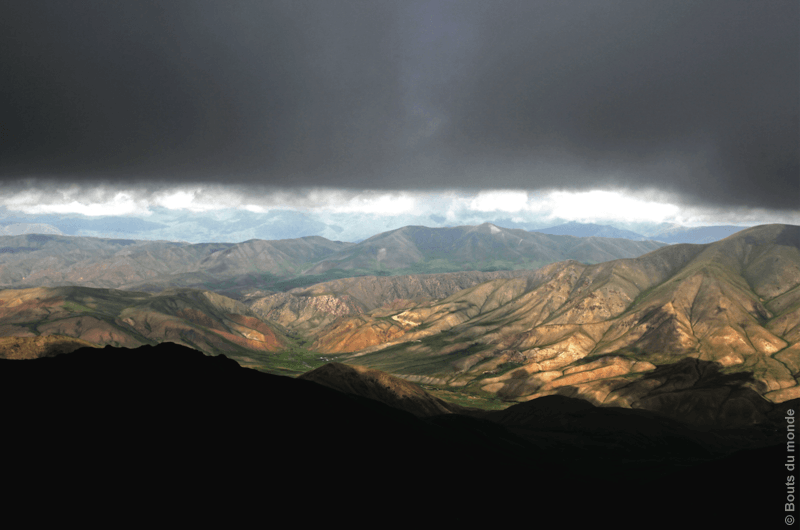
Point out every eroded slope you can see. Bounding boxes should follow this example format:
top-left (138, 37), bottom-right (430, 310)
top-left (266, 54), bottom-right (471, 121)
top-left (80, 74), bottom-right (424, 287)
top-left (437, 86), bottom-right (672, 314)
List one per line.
top-left (311, 225), bottom-right (800, 409)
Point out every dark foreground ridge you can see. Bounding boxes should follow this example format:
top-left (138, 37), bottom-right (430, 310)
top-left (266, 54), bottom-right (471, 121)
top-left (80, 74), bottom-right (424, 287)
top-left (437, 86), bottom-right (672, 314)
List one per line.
top-left (1, 343), bottom-right (790, 523)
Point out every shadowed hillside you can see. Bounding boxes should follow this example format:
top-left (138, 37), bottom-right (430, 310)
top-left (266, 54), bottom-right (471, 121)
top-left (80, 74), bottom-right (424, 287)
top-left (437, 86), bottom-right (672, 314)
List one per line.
top-left (298, 361), bottom-right (478, 417)
top-left (0, 342), bottom-right (786, 523)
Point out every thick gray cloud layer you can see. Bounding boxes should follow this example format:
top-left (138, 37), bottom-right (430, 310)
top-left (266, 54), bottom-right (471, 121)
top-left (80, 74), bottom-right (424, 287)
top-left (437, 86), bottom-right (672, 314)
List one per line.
top-left (1, 1), bottom-right (797, 210)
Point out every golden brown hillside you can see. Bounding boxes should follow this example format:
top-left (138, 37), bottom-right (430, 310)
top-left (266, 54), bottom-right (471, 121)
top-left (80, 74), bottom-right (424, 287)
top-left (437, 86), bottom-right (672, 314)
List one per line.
top-left (309, 225), bottom-right (800, 408)
top-left (0, 286), bottom-right (289, 364)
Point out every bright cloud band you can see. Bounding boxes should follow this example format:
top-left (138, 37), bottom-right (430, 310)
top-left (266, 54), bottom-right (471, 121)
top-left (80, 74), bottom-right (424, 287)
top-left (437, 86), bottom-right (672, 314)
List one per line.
top-left (1, 183), bottom-right (796, 229)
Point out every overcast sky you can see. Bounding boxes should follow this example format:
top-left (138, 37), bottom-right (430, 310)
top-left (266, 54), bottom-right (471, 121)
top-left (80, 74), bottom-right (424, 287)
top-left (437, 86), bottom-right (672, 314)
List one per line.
top-left (0, 1), bottom-right (797, 230)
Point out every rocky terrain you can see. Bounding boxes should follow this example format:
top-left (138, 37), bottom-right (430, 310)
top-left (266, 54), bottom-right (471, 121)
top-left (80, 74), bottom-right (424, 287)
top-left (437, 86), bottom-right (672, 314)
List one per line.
top-left (308, 224), bottom-right (800, 414)
top-left (0, 285), bottom-right (290, 366)
top-left (245, 269), bottom-right (533, 333)
top-left (2, 223), bottom-right (798, 431)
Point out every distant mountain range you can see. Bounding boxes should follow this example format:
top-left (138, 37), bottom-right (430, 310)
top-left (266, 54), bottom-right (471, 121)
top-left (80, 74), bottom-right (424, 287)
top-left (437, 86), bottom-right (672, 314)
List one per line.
top-left (648, 224), bottom-right (753, 243)
top-left (531, 221), bottom-right (751, 244)
top-left (0, 222), bottom-right (62, 236)
top-left (531, 221), bottom-right (651, 240)
top-left (0, 223), bottom-right (665, 295)
top-left (0, 208), bottom-right (754, 245)
top-left (303, 222), bottom-right (664, 276)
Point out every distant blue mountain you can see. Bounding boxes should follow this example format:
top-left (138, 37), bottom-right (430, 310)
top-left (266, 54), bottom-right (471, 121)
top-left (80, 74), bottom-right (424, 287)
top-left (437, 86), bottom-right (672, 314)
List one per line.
top-left (530, 222), bottom-right (650, 241)
top-left (0, 211), bottom-right (167, 236)
top-left (648, 225), bottom-right (750, 244)
top-left (0, 222), bottom-right (63, 236)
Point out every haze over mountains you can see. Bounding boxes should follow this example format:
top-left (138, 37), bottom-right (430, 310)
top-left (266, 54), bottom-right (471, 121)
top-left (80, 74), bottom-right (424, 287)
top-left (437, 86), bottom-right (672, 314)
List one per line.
top-left (0, 210), bottom-right (754, 245)
top-left (0, 222), bottom-right (63, 236)
top-left (531, 221), bottom-right (751, 244)
top-left (0, 223), bottom-right (664, 295)
top-left (648, 224), bottom-right (758, 244)
top-left (531, 221), bottom-right (652, 240)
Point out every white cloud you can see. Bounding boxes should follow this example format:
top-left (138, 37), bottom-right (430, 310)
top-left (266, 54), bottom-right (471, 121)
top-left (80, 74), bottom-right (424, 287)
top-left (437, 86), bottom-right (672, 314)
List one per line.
top-left (546, 190), bottom-right (681, 223)
top-left (153, 190), bottom-right (197, 210)
top-left (0, 183), bottom-right (795, 235)
top-left (469, 190), bottom-right (529, 212)
top-left (304, 190), bottom-right (418, 215)
top-left (151, 186), bottom-right (262, 212)
top-left (3, 188), bottom-right (151, 217)
top-left (667, 204), bottom-right (800, 227)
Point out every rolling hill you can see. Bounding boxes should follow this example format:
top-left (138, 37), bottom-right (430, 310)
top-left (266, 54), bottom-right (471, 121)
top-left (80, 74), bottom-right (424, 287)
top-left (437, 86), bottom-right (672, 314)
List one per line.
top-left (306, 224), bottom-right (800, 416)
top-left (0, 232), bottom-right (354, 293)
top-left (304, 222), bottom-right (665, 276)
top-left (0, 285), bottom-right (291, 368)
top-left (0, 224), bottom-right (665, 295)
top-left (245, 269), bottom-right (535, 334)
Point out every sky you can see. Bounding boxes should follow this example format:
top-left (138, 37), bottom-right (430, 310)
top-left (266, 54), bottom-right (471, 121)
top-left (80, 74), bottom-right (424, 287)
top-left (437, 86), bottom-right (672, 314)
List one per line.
top-left (0, 1), bottom-right (797, 242)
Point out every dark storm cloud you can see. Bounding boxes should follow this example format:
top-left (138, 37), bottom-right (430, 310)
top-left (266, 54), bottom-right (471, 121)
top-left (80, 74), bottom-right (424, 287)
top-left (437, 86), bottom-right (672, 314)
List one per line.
top-left (0, 1), bottom-right (405, 181)
top-left (0, 1), bottom-right (797, 210)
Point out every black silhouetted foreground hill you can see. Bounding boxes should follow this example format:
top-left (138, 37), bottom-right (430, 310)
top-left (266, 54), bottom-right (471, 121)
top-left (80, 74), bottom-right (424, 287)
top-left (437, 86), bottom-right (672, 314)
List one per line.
top-left (1, 343), bottom-right (789, 524)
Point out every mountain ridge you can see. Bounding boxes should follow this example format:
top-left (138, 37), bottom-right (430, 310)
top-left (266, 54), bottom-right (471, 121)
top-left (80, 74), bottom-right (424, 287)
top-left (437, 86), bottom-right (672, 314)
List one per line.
top-left (531, 221), bottom-right (650, 240)
top-left (304, 222), bottom-right (665, 276)
top-left (0, 285), bottom-right (291, 366)
top-left (312, 224), bottom-right (800, 410)
top-left (0, 223), bottom-right (665, 295)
